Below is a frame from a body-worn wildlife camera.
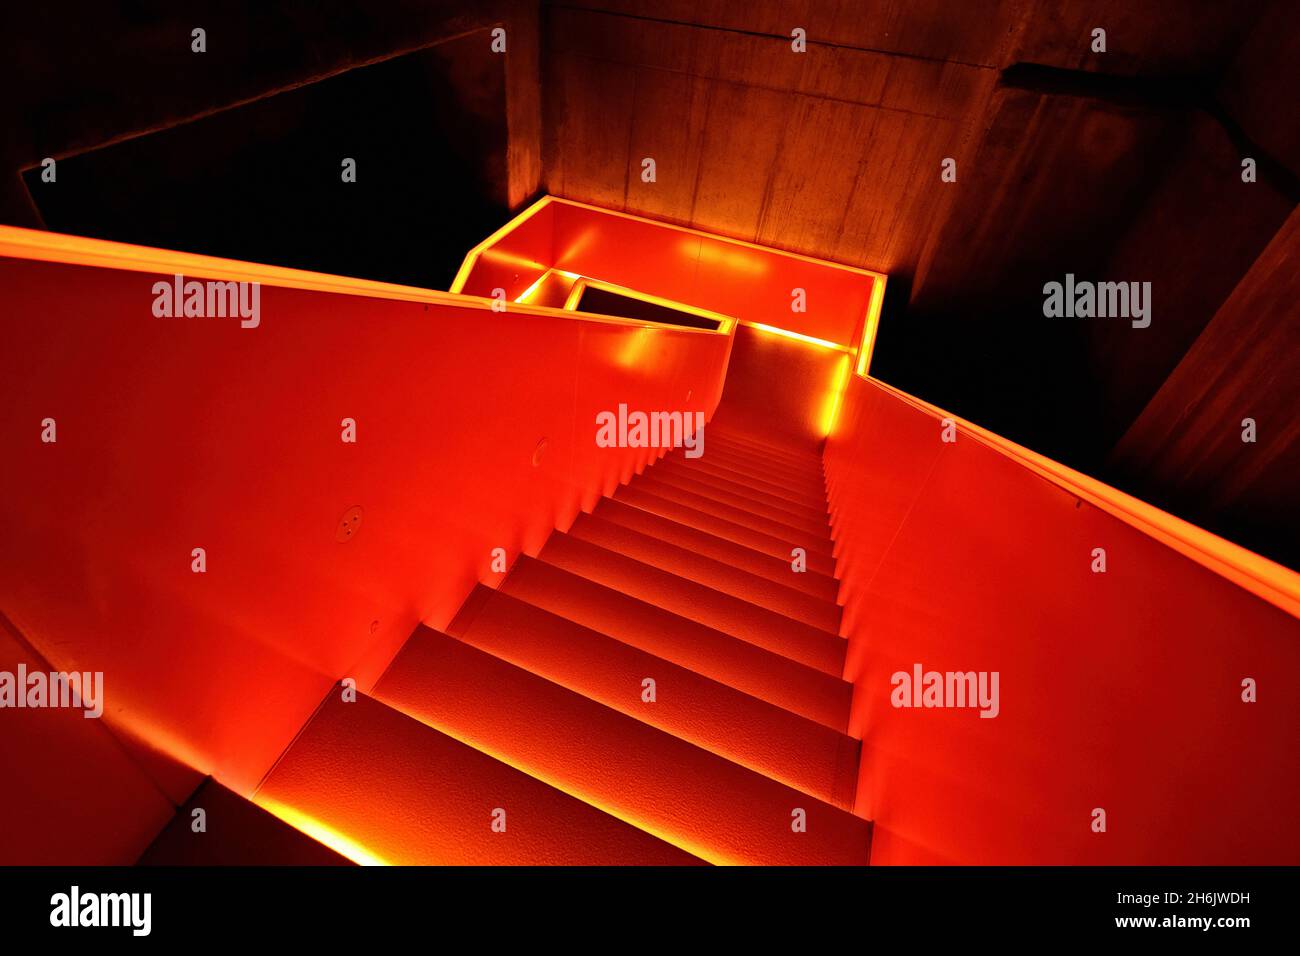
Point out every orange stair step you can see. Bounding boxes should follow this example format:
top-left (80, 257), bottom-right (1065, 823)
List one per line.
top-left (611, 486), bottom-right (837, 574)
top-left (697, 441), bottom-right (827, 486)
top-left (705, 423), bottom-right (825, 461)
top-left (663, 454), bottom-right (829, 509)
top-left (592, 498), bottom-right (839, 601)
top-left (539, 533), bottom-right (844, 667)
top-left (373, 628), bottom-right (874, 865)
top-left (706, 431), bottom-right (825, 470)
top-left (631, 473), bottom-right (834, 543)
top-left (694, 452), bottom-right (827, 495)
top-left (653, 457), bottom-right (830, 524)
top-left (568, 512), bottom-right (841, 633)
top-left (500, 557), bottom-right (852, 728)
top-left (447, 587), bottom-right (860, 807)
top-left (257, 692), bottom-right (702, 865)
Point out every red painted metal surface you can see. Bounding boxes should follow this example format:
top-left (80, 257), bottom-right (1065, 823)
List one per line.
top-left (0, 226), bottom-right (731, 836)
top-left (497, 556), bottom-right (852, 731)
top-left (537, 533), bottom-right (844, 672)
top-left (257, 692), bottom-right (702, 865)
top-left (0, 619), bottom-right (176, 864)
top-left (9, 198), bottom-right (1292, 868)
top-left (445, 586), bottom-right (859, 807)
top-left (454, 196), bottom-right (885, 355)
top-left (567, 511), bottom-right (838, 629)
top-left (705, 323), bottom-right (852, 446)
top-left (372, 626), bottom-right (871, 865)
top-left (825, 374), bottom-right (1300, 864)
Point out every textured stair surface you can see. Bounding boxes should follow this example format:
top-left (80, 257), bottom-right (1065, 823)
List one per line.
top-left (373, 628), bottom-right (871, 865)
top-left (537, 532), bottom-right (844, 670)
top-left (632, 474), bottom-right (833, 541)
top-left (498, 556), bottom-right (853, 729)
top-left (567, 512), bottom-right (840, 630)
top-left (446, 586), bottom-right (860, 806)
top-left (661, 453), bottom-right (829, 508)
top-left (591, 497), bottom-right (840, 601)
top-left (612, 485), bottom-right (837, 575)
top-left (246, 421), bottom-right (868, 865)
top-left (684, 442), bottom-right (829, 492)
top-left (258, 693), bottom-right (702, 865)
top-left (647, 464), bottom-right (831, 531)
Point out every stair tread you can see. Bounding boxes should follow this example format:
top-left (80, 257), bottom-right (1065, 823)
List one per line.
top-left (257, 692), bottom-right (703, 865)
top-left (705, 433), bottom-right (826, 471)
top-left (704, 424), bottom-right (826, 463)
top-left (500, 556), bottom-right (851, 729)
top-left (540, 533), bottom-right (844, 667)
top-left (612, 486), bottom-right (837, 574)
top-left (695, 455), bottom-right (827, 494)
top-left (652, 458), bottom-right (830, 523)
top-left (447, 586), bottom-right (859, 807)
top-left (631, 472), bottom-right (834, 543)
top-left (374, 628), bottom-right (873, 866)
top-left (695, 441), bottom-right (827, 485)
top-left (664, 454), bottom-right (829, 507)
top-left (569, 512), bottom-right (841, 632)
top-left (592, 497), bottom-right (839, 601)
top-left (705, 421), bottom-right (826, 456)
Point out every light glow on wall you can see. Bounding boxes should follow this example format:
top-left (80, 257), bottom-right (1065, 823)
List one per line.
top-left (255, 797), bottom-right (389, 866)
top-left (820, 354), bottom-right (852, 437)
top-left (855, 276), bottom-right (887, 377)
top-left (744, 321), bottom-right (849, 352)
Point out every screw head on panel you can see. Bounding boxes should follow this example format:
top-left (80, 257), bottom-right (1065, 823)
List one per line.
top-left (336, 505), bottom-right (364, 542)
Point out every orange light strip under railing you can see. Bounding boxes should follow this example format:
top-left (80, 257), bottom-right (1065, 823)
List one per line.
top-left (862, 377), bottom-right (1300, 619)
top-left (742, 321), bottom-right (850, 352)
top-left (513, 267), bottom-right (554, 304)
top-left (820, 354), bottom-right (853, 438)
top-left (855, 276), bottom-right (887, 376)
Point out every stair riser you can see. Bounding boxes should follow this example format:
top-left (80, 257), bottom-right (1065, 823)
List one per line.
top-left (653, 459), bottom-right (829, 524)
top-left (694, 441), bottom-right (828, 486)
top-left (568, 513), bottom-right (841, 633)
top-left (540, 534), bottom-right (845, 673)
top-left (705, 433), bottom-right (825, 471)
top-left (592, 498), bottom-right (840, 600)
top-left (447, 589), bottom-right (859, 808)
top-left (666, 456), bottom-right (828, 507)
top-left (374, 630), bottom-right (874, 865)
top-left (500, 558), bottom-right (852, 730)
top-left (258, 694), bottom-right (702, 865)
top-left (613, 487), bottom-right (837, 574)
top-left (634, 474), bottom-right (834, 544)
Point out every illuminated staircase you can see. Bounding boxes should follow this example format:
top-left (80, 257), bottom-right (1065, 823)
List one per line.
top-left (10, 203), bottom-right (1297, 869)
top-left (215, 422), bottom-right (870, 865)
